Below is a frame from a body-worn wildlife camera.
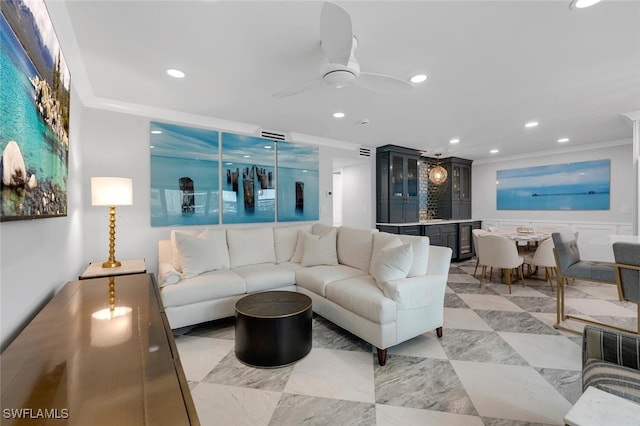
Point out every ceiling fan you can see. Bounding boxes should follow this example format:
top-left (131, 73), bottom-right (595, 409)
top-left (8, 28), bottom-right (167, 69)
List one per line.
top-left (273, 2), bottom-right (414, 98)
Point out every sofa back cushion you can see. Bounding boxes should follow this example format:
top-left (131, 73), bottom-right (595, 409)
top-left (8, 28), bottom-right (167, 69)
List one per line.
top-left (337, 226), bottom-right (377, 272)
top-left (312, 223), bottom-right (337, 236)
top-left (227, 227), bottom-right (276, 268)
top-left (398, 235), bottom-right (430, 277)
top-left (273, 224), bottom-right (313, 263)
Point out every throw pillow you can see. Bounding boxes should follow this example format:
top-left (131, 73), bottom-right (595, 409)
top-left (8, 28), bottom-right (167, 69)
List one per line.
top-left (370, 232), bottom-right (403, 274)
top-left (370, 244), bottom-right (413, 290)
top-left (170, 229), bottom-right (203, 272)
top-left (174, 229), bottom-right (230, 278)
top-left (398, 235), bottom-right (430, 277)
top-left (301, 228), bottom-right (339, 267)
top-left (273, 224), bottom-right (313, 263)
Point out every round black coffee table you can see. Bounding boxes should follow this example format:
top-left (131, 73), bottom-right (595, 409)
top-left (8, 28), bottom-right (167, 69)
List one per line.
top-left (235, 291), bottom-right (312, 368)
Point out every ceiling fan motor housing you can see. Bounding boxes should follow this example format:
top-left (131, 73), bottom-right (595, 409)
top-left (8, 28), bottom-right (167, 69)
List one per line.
top-left (323, 69), bottom-right (357, 88)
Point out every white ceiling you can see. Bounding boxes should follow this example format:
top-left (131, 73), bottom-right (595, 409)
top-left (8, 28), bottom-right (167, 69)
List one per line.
top-left (46, 0), bottom-right (640, 161)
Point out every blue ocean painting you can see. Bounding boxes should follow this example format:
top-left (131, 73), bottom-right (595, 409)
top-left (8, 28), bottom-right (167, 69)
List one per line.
top-left (150, 122), bottom-right (219, 226)
top-left (496, 160), bottom-right (610, 210)
top-left (221, 133), bottom-right (275, 224)
top-left (277, 142), bottom-right (319, 222)
top-left (1, 3), bottom-right (70, 220)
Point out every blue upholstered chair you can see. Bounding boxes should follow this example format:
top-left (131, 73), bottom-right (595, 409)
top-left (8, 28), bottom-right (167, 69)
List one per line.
top-left (613, 242), bottom-right (640, 333)
top-left (551, 230), bottom-right (617, 333)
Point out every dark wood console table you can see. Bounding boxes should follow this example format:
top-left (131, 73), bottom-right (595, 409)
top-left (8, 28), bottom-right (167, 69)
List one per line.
top-left (1, 273), bottom-right (199, 425)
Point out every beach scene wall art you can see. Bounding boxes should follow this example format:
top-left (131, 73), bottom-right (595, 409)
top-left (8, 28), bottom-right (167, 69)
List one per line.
top-left (150, 122), bottom-right (219, 226)
top-left (222, 133), bottom-right (275, 224)
top-left (277, 141), bottom-right (319, 222)
top-left (496, 159), bottom-right (610, 210)
top-left (1, 0), bottom-right (70, 221)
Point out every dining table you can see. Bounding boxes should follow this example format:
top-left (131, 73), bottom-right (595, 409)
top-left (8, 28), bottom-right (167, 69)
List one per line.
top-left (488, 227), bottom-right (556, 246)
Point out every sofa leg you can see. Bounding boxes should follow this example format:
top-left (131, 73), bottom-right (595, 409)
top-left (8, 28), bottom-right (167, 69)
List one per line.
top-left (436, 326), bottom-right (443, 338)
top-left (376, 348), bottom-right (388, 366)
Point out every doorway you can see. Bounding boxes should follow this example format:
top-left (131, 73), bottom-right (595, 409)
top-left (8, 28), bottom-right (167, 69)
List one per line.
top-left (332, 157), bottom-right (372, 228)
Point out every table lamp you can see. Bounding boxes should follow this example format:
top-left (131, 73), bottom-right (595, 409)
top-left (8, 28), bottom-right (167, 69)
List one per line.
top-left (91, 177), bottom-right (133, 268)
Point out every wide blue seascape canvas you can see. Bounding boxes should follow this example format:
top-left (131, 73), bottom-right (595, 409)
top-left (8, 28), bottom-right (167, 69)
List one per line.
top-left (221, 133), bottom-right (275, 224)
top-left (277, 141), bottom-right (319, 222)
top-left (1, 1), bottom-right (71, 221)
top-left (496, 159), bottom-right (610, 210)
top-left (150, 122), bottom-right (219, 226)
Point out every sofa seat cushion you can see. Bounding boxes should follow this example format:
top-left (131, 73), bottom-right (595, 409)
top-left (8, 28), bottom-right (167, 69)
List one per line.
top-left (277, 262), bottom-right (304, 272)
top-left (233, 263), bottom-right (296, 292)
top-left (295, 265), bottom-right (366, 297)
top-left (583, 359), bottom-right (640, 404)
top-left (161, 270), bottom-right (246, 308)
top-left (565, 261), bottom-right (616, 283)
top-left (325, 276), bottom-right (396, 324)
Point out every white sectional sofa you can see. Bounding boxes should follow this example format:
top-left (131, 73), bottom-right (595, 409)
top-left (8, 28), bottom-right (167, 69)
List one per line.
top-left (157, 223), bottom-right (452, 365)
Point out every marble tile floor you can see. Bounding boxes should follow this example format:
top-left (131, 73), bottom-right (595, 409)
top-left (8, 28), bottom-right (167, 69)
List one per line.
top-left (174, 259), bottom-right (638, 426)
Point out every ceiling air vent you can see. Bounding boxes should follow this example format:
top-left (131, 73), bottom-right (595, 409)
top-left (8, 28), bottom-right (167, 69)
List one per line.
top-left (259, 129), bottom-right (287, 141)
top-left (358, 147), bottom-right (371, 157)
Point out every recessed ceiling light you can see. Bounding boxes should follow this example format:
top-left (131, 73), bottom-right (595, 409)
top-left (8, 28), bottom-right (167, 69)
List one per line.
top-left (243, 155), bottom-right (251, 158)
top-left (558, 138), bottom-right (570, 143)
top-left (166, 68), bottom-right (186, 78)
top-left (264, 145), bottom-right (272, 149)
top-left (525, 121), bottom-right (539, 128)
top-left (150, 130), bottom-right (162, 134)
top-left (449, 138), bottom-right (460, 144)
top-left (490, 149), bottom-right (500, 154)
top-left (150, 145), bottom-right (155, 149)
top-left (410, 74), bottom-right (427, 83)
top-left (570, 0), bottom-right (601, 10)
top-left (225, 162), bottom-right (233, 165)
top-left (333, 112), bottom-right (345, 119)
top-left (302, 170), bottom-right (308, 173)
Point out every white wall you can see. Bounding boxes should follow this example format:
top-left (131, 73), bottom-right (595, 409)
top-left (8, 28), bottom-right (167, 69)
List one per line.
top-left (472, 143), bottom-right (633, 224)
top-left (1, 90), bottom-right (85, 350)
top-left (472, 142), bottom-right (635, 261)
top-left (78, 108), bottom-right (368, 277)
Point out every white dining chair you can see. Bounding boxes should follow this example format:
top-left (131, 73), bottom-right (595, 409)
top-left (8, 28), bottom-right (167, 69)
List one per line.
top-left (477, 234), bottom-right (525, 294)
top-left (522, 237), bottom-right (555, 289)
top-left (472, 228), bottom-right (489, 278)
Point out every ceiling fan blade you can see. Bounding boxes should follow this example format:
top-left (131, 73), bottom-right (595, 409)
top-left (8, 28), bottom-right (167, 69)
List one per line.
top-left (356, 72), bottom-right (413, 95)
top-left (272, 78), bottom-right (323, 98)
top-left (320, 2), bottom-right (353, 66)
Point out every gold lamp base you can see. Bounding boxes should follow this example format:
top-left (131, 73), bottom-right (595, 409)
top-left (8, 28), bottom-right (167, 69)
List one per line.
top-left (102, 260), bottom-right (122, 268)
top-left (102, 205), bottom-right (122, 269)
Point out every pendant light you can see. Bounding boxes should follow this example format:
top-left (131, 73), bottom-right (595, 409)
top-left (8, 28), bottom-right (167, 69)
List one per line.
top-left (428, 154), bottom-right (448, 185)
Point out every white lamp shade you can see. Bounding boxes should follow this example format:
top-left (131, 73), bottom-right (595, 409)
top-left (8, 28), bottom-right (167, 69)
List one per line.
top-left (91, 177), bottom-right (133, 206)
